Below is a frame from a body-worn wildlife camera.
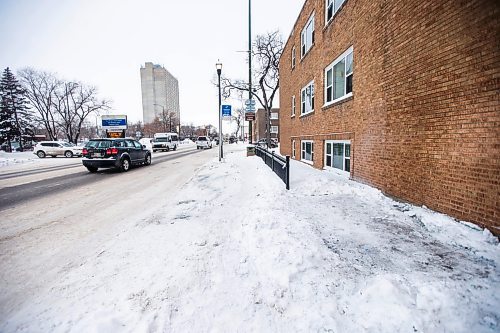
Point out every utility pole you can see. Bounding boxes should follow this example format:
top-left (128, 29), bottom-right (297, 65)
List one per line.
top-left (248, 0), bottom-right (253, 144)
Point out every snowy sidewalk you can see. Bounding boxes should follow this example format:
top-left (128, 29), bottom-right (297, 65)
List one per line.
top-left (2, 145), bottom-right (499, 332)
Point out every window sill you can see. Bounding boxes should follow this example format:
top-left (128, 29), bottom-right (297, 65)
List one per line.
top-left (324, 166), bottom-right (350, 177)
top-left (291, 114), bottom-right (296, 118)
top-left (299, 110), bottom-right (315, 118)
top-left (301, 159), bottom-right (314, 165)
top-left (322, 94), bottom-right (353, 110)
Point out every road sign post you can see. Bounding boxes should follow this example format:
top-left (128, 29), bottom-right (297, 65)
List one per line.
top-left (222, 105), bottom-right (232, 118)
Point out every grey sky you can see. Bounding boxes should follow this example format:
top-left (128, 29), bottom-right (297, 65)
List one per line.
top-left (0, 0), bottom-right (304, 128)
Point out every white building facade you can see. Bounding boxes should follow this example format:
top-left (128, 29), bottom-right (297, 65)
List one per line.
top-left (140, 62), bottom-right (180, 128)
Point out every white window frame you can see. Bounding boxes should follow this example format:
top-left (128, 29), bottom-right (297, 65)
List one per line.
top-left (325, 0), bottom-right (347, 25)
top-left (270, 126), bottom-right (279, 134)
top-left (324, 140), bottom-right (351, 173)
top-left (292, 140), bottom-right (296, 158)
top-left (291, 95), bottom-right (296, 117)
top-left (324, 46), bottom-right (353, 106)
top-left (301, 13), bottom-right (315, 58)
top-left (301, 80), bottom-right (315, 116)
top-left (270, 112), bottom-right (279, 120)
top-left (301, 140), bottom-right (314, 164)
top-left (292, 46), bottom-right (296, 69)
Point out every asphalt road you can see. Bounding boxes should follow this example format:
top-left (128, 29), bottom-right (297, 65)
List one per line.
top-left (0, 145), bottom-right (218, 319)
top-left (0, 147), bottom-right (205, 211)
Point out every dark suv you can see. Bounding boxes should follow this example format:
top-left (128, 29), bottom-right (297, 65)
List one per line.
top-left (81, 138), bottom-right (151, 172)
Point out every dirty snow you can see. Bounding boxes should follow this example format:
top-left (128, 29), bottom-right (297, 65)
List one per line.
top-left (0, 145), bottom-right (498, 332)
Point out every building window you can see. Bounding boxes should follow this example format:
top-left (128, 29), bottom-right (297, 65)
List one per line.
top-left (301, 13), bottom-right (315, 58)
top-left (292, 95), bottom-right (296, 117)
top-left (270, 112), bottom-right (278, 120)
top-left (325, 140), bottom-right (350, 172)
top-left (326, 0), bottom-right (347, 24)
top-left (270, 126), bottom-right (279, 133)
top-left (301, 81), bottom-right (315, 115)
top-left (324, 47), bottom-right (353, 105)
top-left (301, 140), bottom-right (314, 163)
top-left (292, 46), bottom-right (296, 68)
top-left (292, 140), bottom-right (296, 158)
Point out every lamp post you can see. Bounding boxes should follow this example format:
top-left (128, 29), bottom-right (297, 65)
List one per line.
top-left (248, 0), bottom-right (253, 144)
top-left (216, 61), bottom-right (223, 161)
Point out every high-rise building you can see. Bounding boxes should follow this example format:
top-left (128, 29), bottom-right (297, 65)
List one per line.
top-left (140, 62), bottom-right (180, 130)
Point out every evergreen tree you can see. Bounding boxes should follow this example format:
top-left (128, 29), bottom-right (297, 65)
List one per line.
top-left (0, 90), bottom-right (17, 150)
top-left (0, 67), bottom-right (32, 150)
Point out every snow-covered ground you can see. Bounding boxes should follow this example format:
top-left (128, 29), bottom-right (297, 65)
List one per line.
top-left (1, 144), bottom-right (498, 332)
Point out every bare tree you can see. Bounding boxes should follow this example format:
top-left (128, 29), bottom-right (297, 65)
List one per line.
top-left (19, 68), bottom-right (111, 143)
top-left (53, 82), bottom-right (111, 143)
top-left (221, 30), bottom-right (283, 146)
top-left (158, 110), bottom-right (178, 133)
top-left (231, 108), bottom-right (244, 140)
top-left (18, 68), bottom-right (61, 140)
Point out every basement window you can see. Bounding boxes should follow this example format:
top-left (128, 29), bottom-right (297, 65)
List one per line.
top-left (301, 140), bottom-right (314, 164)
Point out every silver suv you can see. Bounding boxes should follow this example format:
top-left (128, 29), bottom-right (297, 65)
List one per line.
top-left (33, 141), bottom-right (83, 158)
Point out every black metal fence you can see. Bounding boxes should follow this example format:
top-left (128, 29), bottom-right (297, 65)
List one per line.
top-left (254, 145), bottom-right (290, 190)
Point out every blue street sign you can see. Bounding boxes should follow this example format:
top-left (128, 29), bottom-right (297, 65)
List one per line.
top-left (221, 105), bottom-right (232, 117)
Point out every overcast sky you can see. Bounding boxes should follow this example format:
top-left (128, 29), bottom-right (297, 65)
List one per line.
top-left (0, 0), bottom-right (304, 129)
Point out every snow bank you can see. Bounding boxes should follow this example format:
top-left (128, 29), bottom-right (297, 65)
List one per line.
top-left (1, 145), bottom-right (498, 333)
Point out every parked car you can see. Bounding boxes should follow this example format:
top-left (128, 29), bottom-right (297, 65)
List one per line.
top-left (255, 138), bottom-right (278, 148)
top-left (196, 136), bottom-right (212, 149)
top-left (33, 141), bottom-right (83, 158)
top-left (81, 138), bottom-right (151, 172)
top-left (152, 133), bottom-right (178, 152)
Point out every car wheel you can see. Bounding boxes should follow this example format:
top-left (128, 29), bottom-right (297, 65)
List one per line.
top-left (64, 151), bottom-right (73, 158)
top-left (120, 158), bottom-right (130, 172)
top-left (153, 149), bottom-right (157, 153)
top-left (173, 145), bottom-right (177, 151)
top-left (166, 146), bottom-right (170, 152)
top-left (36, 151), bottom-right (46, 158)
top-left (86, 166), bottom-right (98, 173)
top-left (144, 153), bottom-right (151, 166)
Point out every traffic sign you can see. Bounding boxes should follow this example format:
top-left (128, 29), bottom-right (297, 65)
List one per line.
top-left (245, 105), bottom-right (256, 112)
top-left (245, 99), bottom-right (256, 106)
top-left (245, 112), bottom-right (255, 121)
top-left (221, 105), bottom-right (232, 117)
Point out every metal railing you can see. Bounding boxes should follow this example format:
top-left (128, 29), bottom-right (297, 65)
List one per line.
top-left (254, 145), bottom-right (290, 190)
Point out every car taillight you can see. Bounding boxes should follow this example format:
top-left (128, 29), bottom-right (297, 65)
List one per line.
top-left (82, 148), bottom-right (88, 155)
top-left (106, 147), bottom-right (119, 155)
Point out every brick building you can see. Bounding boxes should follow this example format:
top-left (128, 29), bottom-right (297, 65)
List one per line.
top-left (252, 108), bottom-right (280, 142)
top-left (279, 0), bottom-right (500, 233)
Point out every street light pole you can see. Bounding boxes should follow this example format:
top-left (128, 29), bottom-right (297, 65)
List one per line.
top-left (248, 0), bottom-right (253, 144)
top-left (216, 61), bottom-right (223, 161)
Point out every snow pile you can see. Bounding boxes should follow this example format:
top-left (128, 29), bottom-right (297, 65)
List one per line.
top-left (0, 151), bottom-right (37, 167)
top-left (1, 146), bottom-right (499, 332)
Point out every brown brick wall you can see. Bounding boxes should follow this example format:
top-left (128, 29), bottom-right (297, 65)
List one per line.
top-left (253, 108), bottom-right (280, 141)
top-left (279, 0), bottom-right (500, 233)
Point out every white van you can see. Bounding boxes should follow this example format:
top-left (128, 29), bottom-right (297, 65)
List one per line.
top-left (152, 133), bottom-right (179, 152)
